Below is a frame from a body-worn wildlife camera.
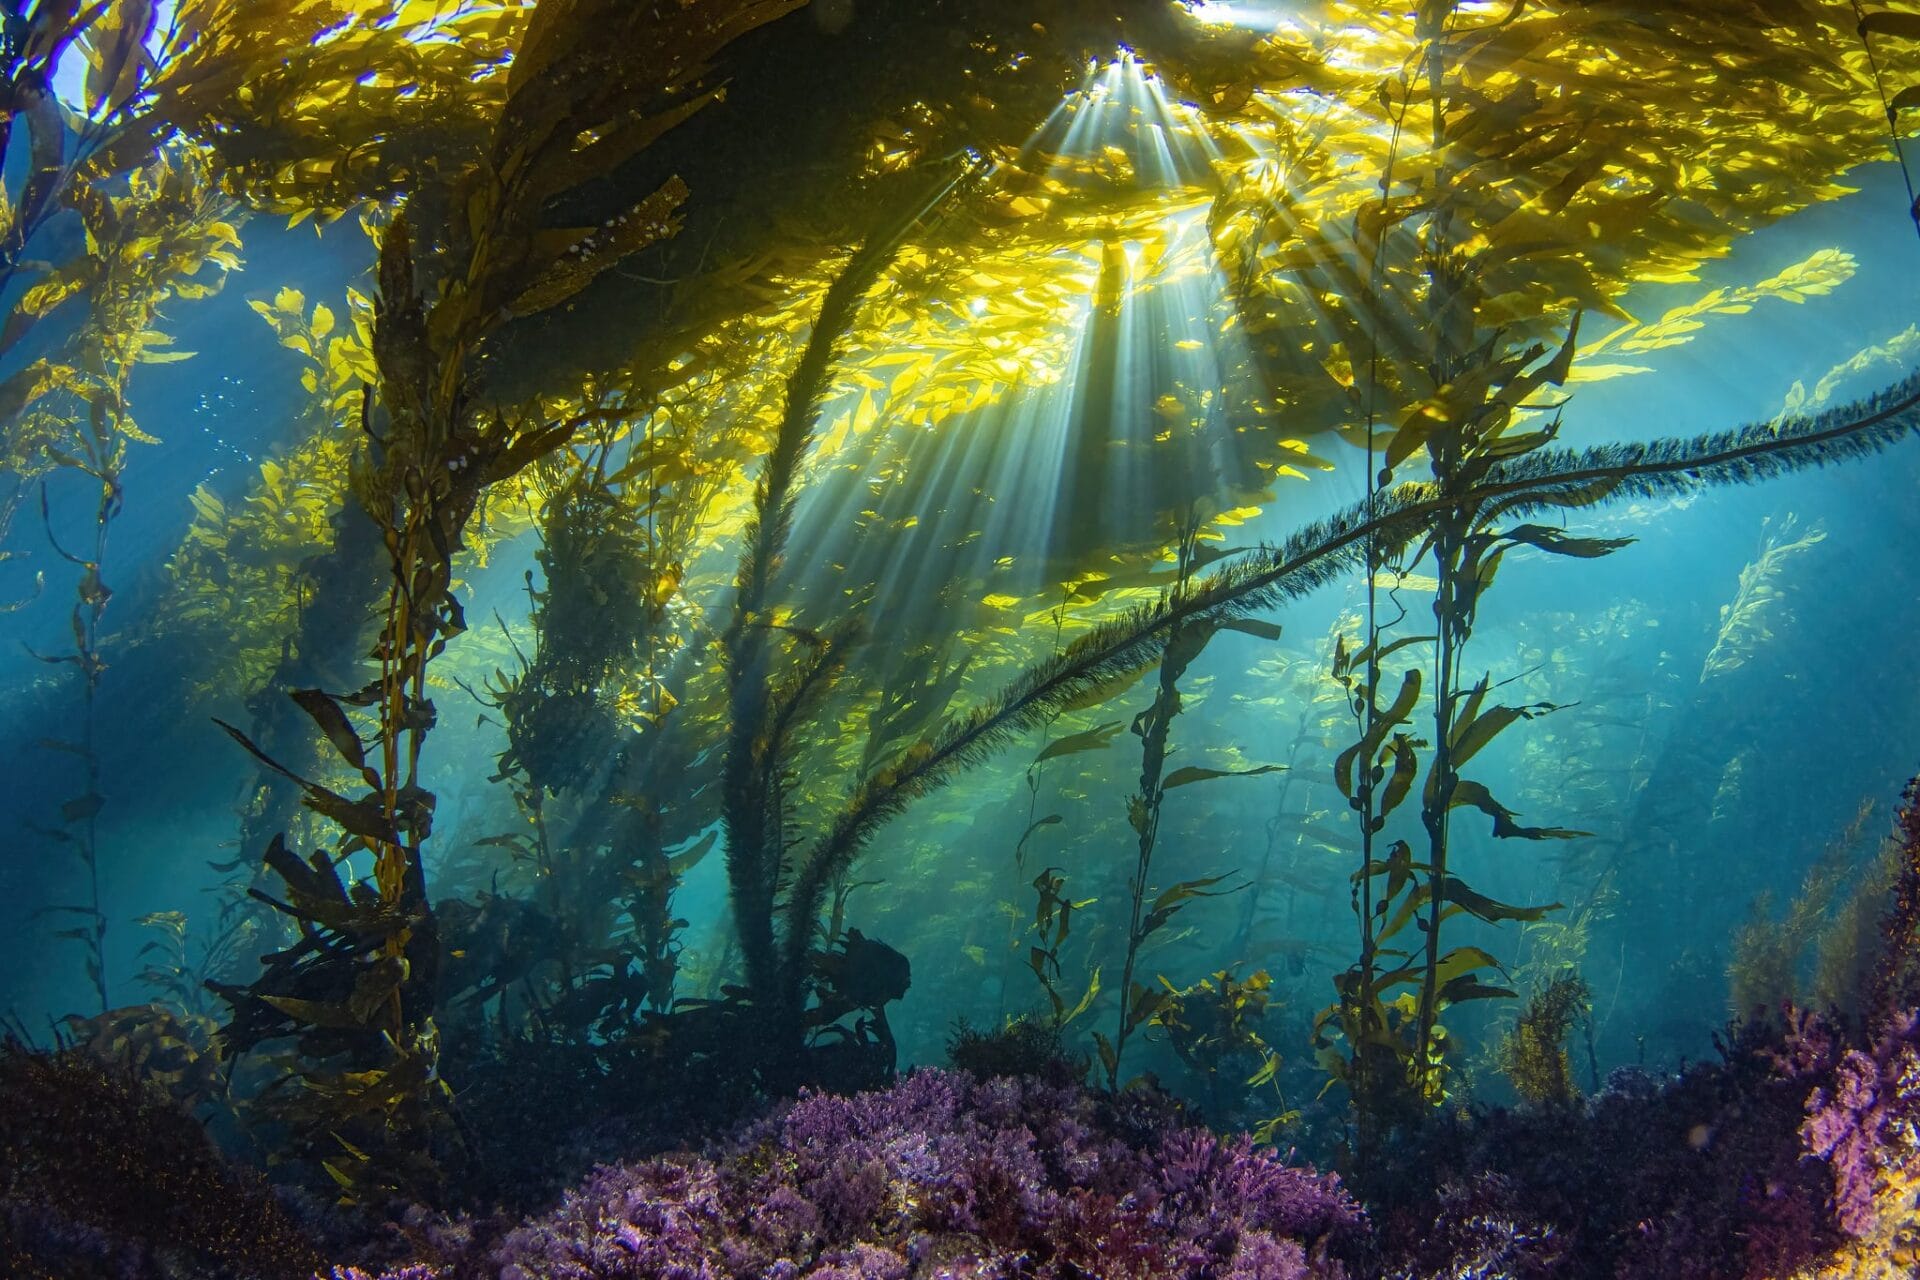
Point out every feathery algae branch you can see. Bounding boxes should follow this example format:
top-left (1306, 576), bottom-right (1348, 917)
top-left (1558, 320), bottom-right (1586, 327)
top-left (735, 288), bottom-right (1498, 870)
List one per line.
top-left (794, 371), bottom-right (1920, 950)
top-left (722, 156), bottom-right (984, 1013)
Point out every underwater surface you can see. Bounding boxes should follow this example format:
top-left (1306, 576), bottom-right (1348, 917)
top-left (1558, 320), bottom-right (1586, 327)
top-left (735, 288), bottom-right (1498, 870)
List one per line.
top-left (6, 1), bottom-right (1920, 1276)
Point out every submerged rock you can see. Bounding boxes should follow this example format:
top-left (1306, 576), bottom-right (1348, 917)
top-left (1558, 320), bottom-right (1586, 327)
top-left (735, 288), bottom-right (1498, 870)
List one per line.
top-left (358, 1068), bottom-right (1362, 1280)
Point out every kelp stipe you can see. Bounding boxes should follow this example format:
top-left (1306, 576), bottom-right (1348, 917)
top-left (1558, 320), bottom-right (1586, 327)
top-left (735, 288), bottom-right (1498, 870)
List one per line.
top-left (22, 147), bottom-right (242, 1017)
top-left (1093, 516), bottom-right (1270, 1091)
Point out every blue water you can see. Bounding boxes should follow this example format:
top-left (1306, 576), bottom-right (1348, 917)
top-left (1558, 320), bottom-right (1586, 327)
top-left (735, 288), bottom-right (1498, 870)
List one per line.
top-left (0, 153), bottom-right (1916, 1110)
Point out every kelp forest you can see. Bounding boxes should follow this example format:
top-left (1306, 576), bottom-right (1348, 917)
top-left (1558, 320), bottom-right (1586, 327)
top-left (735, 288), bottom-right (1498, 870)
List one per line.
top-left (6, 2), bottom-right (1920, 1277)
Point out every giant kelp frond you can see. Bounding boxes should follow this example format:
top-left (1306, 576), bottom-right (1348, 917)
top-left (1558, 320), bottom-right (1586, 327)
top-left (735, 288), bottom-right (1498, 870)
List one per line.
top-left (108, 0), bottom-right (532, 216)
top-left (778, 490), bottom-right (1414, 969)
top-left (786, 369), bottom-right (1920, 949)
top-left (1701, 514), bottom-right (1827, 683)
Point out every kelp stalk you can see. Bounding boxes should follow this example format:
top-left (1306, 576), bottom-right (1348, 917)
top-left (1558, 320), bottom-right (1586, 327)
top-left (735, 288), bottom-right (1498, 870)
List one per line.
top-left (39, 458), bottom-right (117, 1015)
top-left (1095, 519), bottom-right (1241, 1089)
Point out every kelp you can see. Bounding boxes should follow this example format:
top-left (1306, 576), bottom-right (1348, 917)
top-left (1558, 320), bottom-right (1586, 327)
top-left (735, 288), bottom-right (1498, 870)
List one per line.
top-left (1150, 966), bottom-right (1296, 1139)
top-left (1493, 971), bottom-right (1593, 1106)
top-left (1854, 1), bottom-right (1920, 236)
top-left (20, 143), bottom-right (241, 1016)
top-left (1229, 622), bottom-right (1355, 962)
top-left (792, 369), bottom-right (1920, 1059)
top-left (1200, 0), bottom-right (1914, 457)
top-left (207, 224), bottom-right (655, 1197)
top-left (61, 0), bottom-right (1912, 762)
top-left (158, 284), bottom-right (380, 686)
top-left (719, 154), bottom-right (981, 1026)
top-left (156, 282), bottom-right (395, 900)
top-left (133, 899), bottom-right (259, 1024)
top-left (473, 433), bottom-right (700, 1021)
top-left (1729, 800), bottom-right (1880, 1022)
top-left (1093, 517), bottom-right (1271, 1090)
top-left (1024, 865), bottom-right (1103, 1032)
top-left (1701, 513), bottom-right (1829, 682)
top-left (204, 0), bottom-right (808, 1200)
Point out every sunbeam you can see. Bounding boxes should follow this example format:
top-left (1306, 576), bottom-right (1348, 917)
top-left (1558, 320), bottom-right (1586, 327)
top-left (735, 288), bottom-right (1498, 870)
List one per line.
top-left (774, 50), bottom-right (1321, 648)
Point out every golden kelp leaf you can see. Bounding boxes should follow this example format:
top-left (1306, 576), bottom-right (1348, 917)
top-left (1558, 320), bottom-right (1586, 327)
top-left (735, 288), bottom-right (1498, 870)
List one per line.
top-left (1163, 762), bottom-right (1285, 788)
top-left (1566, 361), bottom-right (1654, 383)
top-left (1035, 720), bottom-right (1126, 762)
top-left (18, 270), bottom-right (91, 318)
top-left (1438, 876), bottom-right (1561, 926)
top-left (82, 0), bottom-right (157, 119)
top-left (1372, 569), bottom-right (1439, 592)
top-left (1450, 779), bottom-right (1590, 840)
top-left (290, 687), bottom-right (369, 774)
top-left (1447, 700), bottom-right (1554, 770)
top-left (186, 484), bottom-right (223, 524)
top-left (507, 176), bottom-right (689, 316)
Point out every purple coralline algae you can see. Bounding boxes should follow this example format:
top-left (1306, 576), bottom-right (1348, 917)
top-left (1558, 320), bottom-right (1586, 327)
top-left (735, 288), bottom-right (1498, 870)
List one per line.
top-left (358, 1068), bottom-right (1360, 1280)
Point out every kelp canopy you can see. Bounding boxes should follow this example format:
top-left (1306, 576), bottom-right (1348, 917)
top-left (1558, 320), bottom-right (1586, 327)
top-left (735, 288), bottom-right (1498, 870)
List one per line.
top-left (1, 0), bottom-right (1919, 1207)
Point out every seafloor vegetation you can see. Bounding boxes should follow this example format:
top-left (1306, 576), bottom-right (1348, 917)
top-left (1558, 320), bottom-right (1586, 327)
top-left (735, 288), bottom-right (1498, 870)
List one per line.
top-left (5, 0), bottom-right (1920, 1276)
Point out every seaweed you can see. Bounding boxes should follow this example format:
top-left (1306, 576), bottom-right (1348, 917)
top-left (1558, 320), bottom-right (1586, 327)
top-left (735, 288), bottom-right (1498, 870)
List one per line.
top-left (133, 898), bottom-right (259, 1023)
top-left (473, 437), bottom-right (689, 1016)
top-left (1094, 516), bottom-right (1266, 1090)
top-left (0, 3), bottom-right (1915, 1245)
top-left (200, 0), bottom-right (815, 1201)
top-left (1729, 800), bottom-right (1879, 1023)
top-left (945, 1014), bottom-right (1090, 1086)
top-left (1150, 967), bottom-right (1296, 1140)
top-left (1024, 864), bottom-right (1102, 1032)
top-left (717, 156), bottom-right (982, 1044)
top-left (1701, 514), bottom-right (1829, 683)
top-left (792, 368), bottom-right (1920, 1033)
top-left (20, 144), bottom-right (242, 1015)
top-left (1493, 972), bottom-right (1593, 1107)
top-left (0, 1034), bottom-right (323, 1280)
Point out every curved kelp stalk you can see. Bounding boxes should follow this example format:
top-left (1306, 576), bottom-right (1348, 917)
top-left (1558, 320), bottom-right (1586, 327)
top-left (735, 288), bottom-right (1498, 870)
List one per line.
top-left (785, 372), bottom-right (1920, 959)
top-left (720, 156), bottom-right (982, 1015)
